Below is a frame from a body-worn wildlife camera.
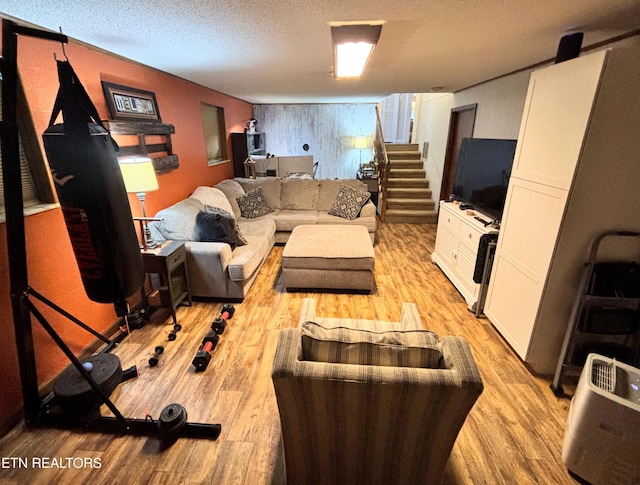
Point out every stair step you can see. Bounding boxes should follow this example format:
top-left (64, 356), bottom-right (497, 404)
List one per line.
top-left (384, 209), bottom-right (438, 224)
top-left (385, 143), bottom-right (419, 152)
top-left (387, 178), bottom-right (430, 188)
top-left (386, 187), bottom-right (433, 199)
top-left (388, 168), bottom-right (426, 178)
top-left (386, 198), bottom-right (435, 210)
top-left (387, 151), bottom-right (421, 160)
top-left (389, 160), bottom-right (423, 169)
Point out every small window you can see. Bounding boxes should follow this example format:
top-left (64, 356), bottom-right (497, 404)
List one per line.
top-left (0, 73), bottom-right (57, 222)
top-left (201, 103), bottom-right (228, 166)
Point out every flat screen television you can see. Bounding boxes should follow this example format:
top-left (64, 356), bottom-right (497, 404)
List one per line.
top-left (452, 138), bottom-right (517, 221)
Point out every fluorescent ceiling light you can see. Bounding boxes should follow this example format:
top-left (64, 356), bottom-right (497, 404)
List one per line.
top-left (331, 24), bottom-right (382, 79)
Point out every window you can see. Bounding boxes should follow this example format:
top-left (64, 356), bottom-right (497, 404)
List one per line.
top-left (0, 73), bottom-right (57, 221)
top-left (201, 103), bottom-right (228, 166)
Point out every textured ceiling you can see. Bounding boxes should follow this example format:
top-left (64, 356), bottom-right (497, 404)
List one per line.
top-left (1, 1), bottom-right (639, 104)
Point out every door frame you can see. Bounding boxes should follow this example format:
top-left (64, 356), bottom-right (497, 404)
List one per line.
top-left (440, 103), bottom-right (477, 200)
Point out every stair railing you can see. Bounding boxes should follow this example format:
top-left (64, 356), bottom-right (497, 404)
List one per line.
top-left (374, 106), bottom-right (390, 222)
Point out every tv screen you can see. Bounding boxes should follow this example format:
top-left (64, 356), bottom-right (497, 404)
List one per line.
top-left (452, 138), bottom-right (517, 221)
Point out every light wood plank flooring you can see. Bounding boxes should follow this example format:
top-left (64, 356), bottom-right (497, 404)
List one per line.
top-left (0, 222), bottom-right (578, 484)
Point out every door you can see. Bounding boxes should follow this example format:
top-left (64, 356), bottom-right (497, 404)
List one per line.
top-left (380, 93), bottom-right (413, 143)
top-left (440, 104), bottom-right (476, 200)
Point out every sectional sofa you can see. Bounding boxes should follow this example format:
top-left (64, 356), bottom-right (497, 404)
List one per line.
top-left (149, 177), bottom-right (377, 300)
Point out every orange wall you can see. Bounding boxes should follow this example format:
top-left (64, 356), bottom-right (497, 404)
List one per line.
top-left (0, 26), bottom-right (253, 434)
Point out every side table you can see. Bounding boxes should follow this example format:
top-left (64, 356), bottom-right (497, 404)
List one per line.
top-left (141, 240), bottom-right (192, 325)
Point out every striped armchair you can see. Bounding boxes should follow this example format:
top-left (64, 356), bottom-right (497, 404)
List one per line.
top-left (271, 298), bottom-right (484, 485)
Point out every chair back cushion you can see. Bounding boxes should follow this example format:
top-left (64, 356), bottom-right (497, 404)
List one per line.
top-left (301, 320), bottom-right (442, 368)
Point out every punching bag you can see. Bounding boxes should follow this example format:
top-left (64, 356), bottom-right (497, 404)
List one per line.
top-left (42, 60), bottom-right (144, 316)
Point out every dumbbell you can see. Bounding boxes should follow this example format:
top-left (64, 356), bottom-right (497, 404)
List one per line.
top-left (149, 346), bottom-right (165, 367)
top-left (168, 323), bottom-right (182, 341)
top-left (212, 304), bottom-right (235, 334)
top-left (191, 331), bottom-right (219, 371)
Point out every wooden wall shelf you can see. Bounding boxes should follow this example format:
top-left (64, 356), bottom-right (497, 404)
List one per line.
top-left (105, 120), bottom-right (179, 173)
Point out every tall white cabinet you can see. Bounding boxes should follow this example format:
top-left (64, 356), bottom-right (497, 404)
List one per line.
top-left (484, 47), bottom-right (640, 374)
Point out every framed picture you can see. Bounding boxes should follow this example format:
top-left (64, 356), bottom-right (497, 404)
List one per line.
top-left (101, 82), bottom-right (161, 122)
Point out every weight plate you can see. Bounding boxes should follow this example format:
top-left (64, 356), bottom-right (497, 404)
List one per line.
top-left (158, 403), bottom-right (188, 438)
top-left (53, 353), bottom-right (122, 411)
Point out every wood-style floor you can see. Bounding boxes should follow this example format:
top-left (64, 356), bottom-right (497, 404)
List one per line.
top-left (0, 222), bottom-right (579, 484)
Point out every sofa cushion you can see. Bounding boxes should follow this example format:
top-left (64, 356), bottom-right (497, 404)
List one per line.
top-left (316, 210), bottom-right (377, 231)
top-left (237, 187), bottom-right (275, 219)
top-left (280, 178), bottom-right (320, 210)
top-left (317, 179), bottom-right (367, 211)
top-left (204, 205), bottom-right (247, 247)
top-left (273, 210), bottom-right (319, 232)
top-left (236, 177), bottom-right (281, 209)
top-left (301, 320), bottom-right (443, 368)
top-left (153, 198), bottom-right (203, 241)
top-left (228, 218), bottom-right (276, 281)
top-left (328, 185), bottom-right (371, 220)
top-left (190, 186), bottom-right (235, 218)
top-left (214, 179), bottom-right (245, 219)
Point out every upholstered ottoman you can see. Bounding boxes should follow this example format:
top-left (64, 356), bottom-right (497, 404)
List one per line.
top-left (282, 225), bottom-right (375, 292)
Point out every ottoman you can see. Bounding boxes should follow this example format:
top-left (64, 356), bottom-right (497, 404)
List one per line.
top-left (282, 225), bottom-right (375, 292)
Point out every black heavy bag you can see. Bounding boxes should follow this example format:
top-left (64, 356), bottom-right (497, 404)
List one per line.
top-left (42, 61), bottom-right (144, 316)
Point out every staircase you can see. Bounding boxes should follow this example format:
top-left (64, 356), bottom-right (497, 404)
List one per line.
top-left (383, 143), bottom-right (437, 223)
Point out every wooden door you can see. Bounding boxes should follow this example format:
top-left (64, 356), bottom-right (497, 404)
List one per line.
top-left (440, 104), bottom-right (476, 200)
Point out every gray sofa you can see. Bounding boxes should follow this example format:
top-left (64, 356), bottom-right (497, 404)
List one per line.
top-left (149, 177), bottom-right (377, 300)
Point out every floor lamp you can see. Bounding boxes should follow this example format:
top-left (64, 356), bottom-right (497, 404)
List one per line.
top-left (354, 136), bottom-right (368, 167)
top-left (119, 157), bottom-right (159, 249)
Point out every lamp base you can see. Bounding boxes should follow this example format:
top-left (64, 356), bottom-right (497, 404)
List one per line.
top-left (143, 225), bottom-right (158, 250)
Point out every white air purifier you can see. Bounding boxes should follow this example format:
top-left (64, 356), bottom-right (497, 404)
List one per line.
top-left (562, 353), bottom-right (640, 484)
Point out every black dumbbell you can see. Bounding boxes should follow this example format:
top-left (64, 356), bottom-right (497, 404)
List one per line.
top-left (212, 304), bottom-right (235, 334)
top-left (191, 331), bottom-right (219, 371)
top-left (168, 323), bottom-right (182, 341)
top-left (149, 346), bottom-right (165, 367)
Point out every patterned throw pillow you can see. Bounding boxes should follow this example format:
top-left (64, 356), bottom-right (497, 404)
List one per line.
top-left (236, 187), bottom-right (275, 219)
top-left (301, 320), bottom-right (443, 368)
top-left (328, 185), bottom-right (371, 220)
top-left (204, 205), bottom-right (248, 246)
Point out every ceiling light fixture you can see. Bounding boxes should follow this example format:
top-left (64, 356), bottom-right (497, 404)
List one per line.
top-left (331, 23), bottom-right (383, 79)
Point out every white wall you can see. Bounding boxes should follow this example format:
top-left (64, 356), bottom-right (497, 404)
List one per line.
top-left (412, 35), bottom-right (640, 211)
top-left (252, 104), bottom-right (376, 179)
top-left (412, 93), bottom-right (454, 204)
top-left (412, 75), bottom-right (531, 205)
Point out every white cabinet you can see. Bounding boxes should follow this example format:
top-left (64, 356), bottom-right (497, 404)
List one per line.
top-left (484, 47), bottom-right (640, 374)
top-left (432, 201), bottom-right (498, 311)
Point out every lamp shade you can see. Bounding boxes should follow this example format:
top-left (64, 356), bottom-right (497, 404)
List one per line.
top-left (119, 157), bottom-right (159, 194)
top-left (354, 136), bottom-right (368, 149)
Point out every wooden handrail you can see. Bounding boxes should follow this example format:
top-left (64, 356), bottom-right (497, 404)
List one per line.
top-left (374, 106), bottom-right (390, 222)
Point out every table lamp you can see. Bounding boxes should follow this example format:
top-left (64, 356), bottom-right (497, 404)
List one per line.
top-left (119, 157), bottom-right (159, 249)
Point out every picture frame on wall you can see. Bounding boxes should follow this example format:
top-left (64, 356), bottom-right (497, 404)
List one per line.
top-left (101, 82), bottom-right (161, 122)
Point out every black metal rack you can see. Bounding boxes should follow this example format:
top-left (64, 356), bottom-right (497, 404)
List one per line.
top-left (1, 19), bottom-right (220, 441)
top-left (551, 230), bottom-right (640, 395)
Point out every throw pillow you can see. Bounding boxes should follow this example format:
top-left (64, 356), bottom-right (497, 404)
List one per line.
top-left (328, 185), bottom-right (371, 220)
top-left (236, 187), bottom-right (275, 219)
top-left (301, 320), bottom-right (443, 368)
top-left (204, 204), bottom-right (247, 246)
top-left (195, 211), bottom-right (237, 247)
